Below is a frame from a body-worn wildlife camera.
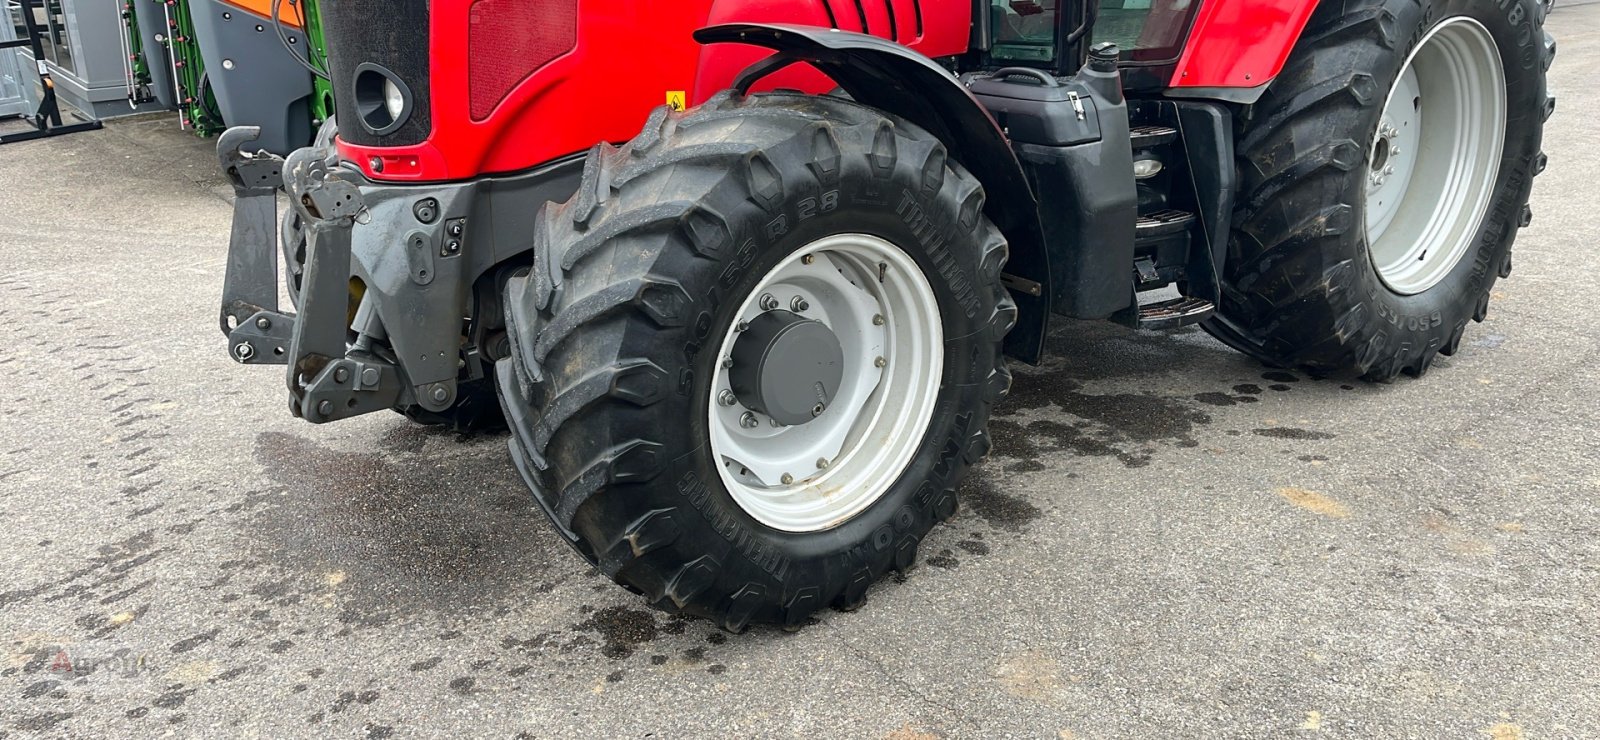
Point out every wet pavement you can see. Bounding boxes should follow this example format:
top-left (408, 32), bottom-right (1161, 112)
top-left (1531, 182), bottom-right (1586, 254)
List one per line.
top-left (3, 5), bottom-right (1599, 737)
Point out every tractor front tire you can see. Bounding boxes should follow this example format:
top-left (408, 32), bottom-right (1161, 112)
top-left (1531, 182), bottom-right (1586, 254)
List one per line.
top-left (497, 92), bottom-right (1014, 630)
top-left (1206, 0), bottom-right (1553, 380)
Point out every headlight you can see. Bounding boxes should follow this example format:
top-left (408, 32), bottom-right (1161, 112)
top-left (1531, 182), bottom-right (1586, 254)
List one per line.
top-left (384, 78), bottom-right (404, 121)
top-left (353, 63), bottom-right (412, 136)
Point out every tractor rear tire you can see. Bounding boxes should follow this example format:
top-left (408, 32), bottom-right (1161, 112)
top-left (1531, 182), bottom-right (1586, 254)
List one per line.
top-left (1205, 0), bottom-right (1553, 380)
top-left (497, 92), bottom-right (1014, 629)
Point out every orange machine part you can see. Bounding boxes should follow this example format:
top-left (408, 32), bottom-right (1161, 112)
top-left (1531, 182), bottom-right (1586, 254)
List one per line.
top-left (218, 0), bottom-right (305, 28)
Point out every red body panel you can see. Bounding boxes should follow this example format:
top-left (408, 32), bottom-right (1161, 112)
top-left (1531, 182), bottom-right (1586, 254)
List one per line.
top-left (339, 0), bottom-right (970, 183)
top-left (1169, 0), bottom-right (1318, 90)
top-left (338, 0), bottom-right (1317, 183)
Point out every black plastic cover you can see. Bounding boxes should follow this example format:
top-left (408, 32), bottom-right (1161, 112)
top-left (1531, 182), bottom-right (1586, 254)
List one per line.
top-left (968, 72), bottom-right (1103, 146)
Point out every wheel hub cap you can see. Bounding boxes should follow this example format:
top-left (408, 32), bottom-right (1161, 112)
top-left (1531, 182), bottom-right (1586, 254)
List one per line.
top-left (728, 310), bottom-right (845, 426)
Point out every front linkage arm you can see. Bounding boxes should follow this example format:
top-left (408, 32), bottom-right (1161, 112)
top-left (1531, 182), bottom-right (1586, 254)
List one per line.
top-left (217, 126), bottom-right (292, 363)
top-left (217, 127), bottom-right (406, 423)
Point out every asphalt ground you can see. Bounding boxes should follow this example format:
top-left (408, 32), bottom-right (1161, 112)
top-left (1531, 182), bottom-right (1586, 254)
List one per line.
top-left (2, 5), bottom-right (1597, 737)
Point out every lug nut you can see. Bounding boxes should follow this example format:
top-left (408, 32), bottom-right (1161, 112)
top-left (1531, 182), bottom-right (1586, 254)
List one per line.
top-left (872, 314), bottom-right (885, 326)
top-left (721, 357), bottom-right (734, 369)
top-left (816, 458), bottom-right (829, 470)
top-left (790, 296), bottom-right (809, 312)
top-left (781, 473), bottom-right (794, 485)
top-left (874, 356), bottom-right (887, 368)
top-left (740, 412), bottom-right (759, 428)
top-left (811, 403), bottom-right (825, 418)
top-left (719, 390), bottom-right (738, 406)
top-left (801, 254), bottom-right (815, 265)
top-left (769, 418), bottom-right (783, 428)
top-left (759, 293), bottom-right (779, 311)
top-left (431, 386), bottom-right (449, 403)
top-left (737, 321), bottom-right (749, 332)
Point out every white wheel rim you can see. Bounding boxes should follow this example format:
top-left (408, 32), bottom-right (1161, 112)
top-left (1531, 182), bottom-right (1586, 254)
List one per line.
top-left (1365, 16), bottom-right (1506, 295)
top-left (708, 234), bottom-right (943, 533)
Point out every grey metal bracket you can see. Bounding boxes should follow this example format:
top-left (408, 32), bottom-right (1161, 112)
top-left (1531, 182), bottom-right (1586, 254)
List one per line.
top-left (281, 147), bottom-right (370, 409)
top-left (227, 310), bottom-right (295, 365)
top-left (296, 355), bottom-right (404, 423)
top-left (217, 126), bottom-right (286, 335)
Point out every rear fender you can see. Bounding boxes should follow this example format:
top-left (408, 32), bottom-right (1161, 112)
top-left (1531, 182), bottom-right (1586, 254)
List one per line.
top-left (694, 23), bottom-right (1050, 364)
top-left (1168, 0), bottom-right (1319, 103)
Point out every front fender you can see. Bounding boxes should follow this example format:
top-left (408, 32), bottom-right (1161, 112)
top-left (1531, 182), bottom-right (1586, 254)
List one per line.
top-left (693, 23), bottom-right (1050, 364)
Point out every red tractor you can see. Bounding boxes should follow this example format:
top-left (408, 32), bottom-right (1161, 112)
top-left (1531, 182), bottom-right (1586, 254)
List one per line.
top-left (218, 0), bottom-right (1555, 629)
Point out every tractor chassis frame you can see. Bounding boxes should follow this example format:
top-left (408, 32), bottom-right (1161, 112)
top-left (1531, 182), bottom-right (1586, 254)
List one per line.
top-left (216, 126), bottom-right (581, 424)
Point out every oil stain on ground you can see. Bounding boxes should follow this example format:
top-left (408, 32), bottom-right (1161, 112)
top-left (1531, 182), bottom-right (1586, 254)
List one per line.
top-left (959, 475), bottom-right (1043, 533)
top-left (241, 430), bottom-right (562, 626)
top-left (993, 368), bottom-right (1212, 469)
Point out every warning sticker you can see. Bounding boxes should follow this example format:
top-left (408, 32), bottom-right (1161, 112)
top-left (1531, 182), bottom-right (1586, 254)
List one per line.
top-left (666, 91), bottom-right (687, 111)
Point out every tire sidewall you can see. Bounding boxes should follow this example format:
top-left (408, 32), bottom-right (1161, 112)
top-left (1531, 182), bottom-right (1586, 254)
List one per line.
top-left (1354, 0), bottom-right (1544, 348)
top-left (594, 124), bottom-right (1001, 592)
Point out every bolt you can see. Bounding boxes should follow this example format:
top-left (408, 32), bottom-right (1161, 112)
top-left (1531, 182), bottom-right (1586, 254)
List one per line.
top-left (812, 403), bottom-right (826, 418)
top-left (1375, 176), bottom-right (1386, 186)
top-left (721, 357), bottom-right (734, 370)
top-left (759, 293), bottom-right (779, 311)
top-left (740, 412), bottom-right (759, 429)
top-left (781, 473), bottom-right (794, 485)
top-left (872, 314), bottom-right (885, 326)
top-left (790, 296), bottom-right (809, 312)
top-left (431, 386), bottom-right (449, 403)
top-left (361, 367), bottom-right (380, 386)
top-left (801, 253), bottom-right (815, 265)
top-left (1385, 165), bottom-right (1395, 175)
top-left (333, 366), bottom-right (350, 384)
top-left (233, 342), bottom-right (255, 361)
top-left (255, 316), bottom-right (271, 330)
top-left (317, 400), bottom-right (333, 416)
top-left (769, 418), bottom-right (783, 428)
top-left (874, 356), bottom-right (887, 368)
top-left (1391, 146), bottom-right (1402, 156)
top-left (737, 321), bottom-right (749, 332)
top-left (719, 390), bottom-right (738, 406)
top-left (369, 156), bottom-right (384, 173)
top-left (816, 458), bottom-right (830, 470)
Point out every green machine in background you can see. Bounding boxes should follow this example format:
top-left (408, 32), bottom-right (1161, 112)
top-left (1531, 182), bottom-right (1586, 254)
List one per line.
top-left (120, 0), bottom-right (332, 151)
top-left (122, 0), bottom-right (225, 136)
top-left (115, 0), bottom-right (156, 108)
top-left (302, 0), bottom-right (334, 131)
top-left (168, 0), bottom-right (227, 136)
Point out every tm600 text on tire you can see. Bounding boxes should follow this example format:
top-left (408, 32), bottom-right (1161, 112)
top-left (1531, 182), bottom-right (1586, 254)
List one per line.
top-left (498, 92), bottom-right (1015, 630)
top-left (1206, 0), bottom-right (1553, 380)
